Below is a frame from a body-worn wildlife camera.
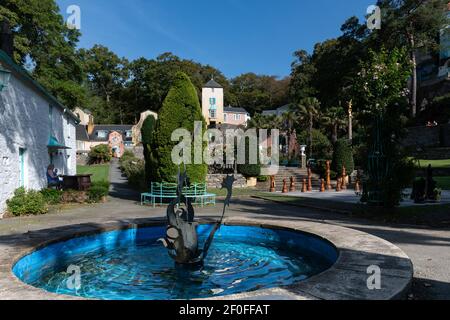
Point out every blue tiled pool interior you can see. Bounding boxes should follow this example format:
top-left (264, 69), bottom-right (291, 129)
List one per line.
top-left (13, 225), bottom-right (338, 300)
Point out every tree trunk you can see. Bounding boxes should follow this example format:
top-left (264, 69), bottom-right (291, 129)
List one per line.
top-left (309, 113), bottom-right (313, 158)
top-left (411, 50), bottom-right (418, 118)
top-left (332, 124), bottom-right (338, 144)
top-left (407, 29), bottom-right (417, 118)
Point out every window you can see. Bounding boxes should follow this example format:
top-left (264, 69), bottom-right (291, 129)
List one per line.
top-left (209, 98), bottom-right (216, 106)
top-left (209, 109), bottom-right (216, 118)
top-left (224, 114), bottom-right (227, 122)
top-left (237, 114), bottom-right (241, 120)
top-left (234, 114), bottom-right (238, 121)
top-left (126, 131), bottom-right (132, 138)
top-left (49, 105), bottom-right (53, 133)
top-left (97, 131), bottom-right (107, 138)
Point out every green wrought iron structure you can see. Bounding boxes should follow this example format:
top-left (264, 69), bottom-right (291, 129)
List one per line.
top-left (365, 114), bottom-right (389, 206)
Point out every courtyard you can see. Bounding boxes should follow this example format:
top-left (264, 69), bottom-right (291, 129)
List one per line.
top-left (0, 162), bottom-right (448, 300)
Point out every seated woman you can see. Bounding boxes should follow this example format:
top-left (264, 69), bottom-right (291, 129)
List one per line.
top-left (46, 164), bottom-right (62, 189)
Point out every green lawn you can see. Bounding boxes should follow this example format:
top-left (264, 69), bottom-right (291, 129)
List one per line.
top-left (415, 159), bottom-right (450, 169)
top-left (77, 165), bottom-right (110, 182)
top-left (207, 188), bottom-right (262, 197)
top-left (435, 176), bottom-right (450, 190)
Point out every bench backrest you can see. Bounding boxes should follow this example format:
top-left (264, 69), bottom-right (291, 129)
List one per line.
top-left (151, 182), bottom-right (207, 196)
top-left (151, 182), bottom-right (178, 197)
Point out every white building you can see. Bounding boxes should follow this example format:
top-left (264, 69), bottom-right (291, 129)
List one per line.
top-left (0, 49), bottom-right (78, 214)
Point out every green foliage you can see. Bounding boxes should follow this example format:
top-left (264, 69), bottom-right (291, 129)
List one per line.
top-left (40, 189), bottom-right (63, 205)
top-left (228, 73), bottom-right (290, 116)
top-left (297, 129), bottom-right (332, 160)
top-left (120, 150), bottom-right (136, 163)
top-left (141, 115), bottom-right (157, 186)
top-left (354, 48), bottom-right (416, 207)
top-left (151, 72), bottom-right (207, 183)
top-left (6, 188), bottom-right (48, 216)
top-left (87, 181), bottom-right (110, 203)
top-left (1, 0), bottom-right (86, 108)
top-left (121, 157), bottom-right (147, 191)
top-left (332, 139), bottom-right (354, 174)
top-left (353, 48), bottom-right (411, 115)
top-left (88, 144), bottom-right (111, 164)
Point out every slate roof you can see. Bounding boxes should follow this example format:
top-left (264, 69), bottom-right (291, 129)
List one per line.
top-left (203, 79), bottom-right (223, 88)
top-left (88, 125), bottom-right (134, 142)
top-left (0, 50), bottom-right (80, 124)
top-left (76, 125), bottom-right (90, 141)
top-left (224, 107), bottom-right (248, 114)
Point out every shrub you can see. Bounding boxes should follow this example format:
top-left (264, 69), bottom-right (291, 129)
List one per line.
top-left (297, 129), bottom-right (332, 160)
top-left (120, 150), bottom-right (135, 164)
top-left (332, 139), bottom-right (354, 174)
top-left (237, 137), bottom-right (261, 178)
top-left (121, 158), bottom-right (147, 191)
top-left (89, 144), bottom-right (111, 164)
top-left (40, 189), bottom-right (63, 205)
top-left (87, 181), bottom-right (110, 203)
top-left (238, 164), bottom-right (261, 178)
top-left (151, 72), bottom-right (207, 183)
top-left (61, 190), bottom-right (89, 204)
top-left (7, 188), bottom-right (48, 216)
top-left (257, 176), bottom-right (269, 182)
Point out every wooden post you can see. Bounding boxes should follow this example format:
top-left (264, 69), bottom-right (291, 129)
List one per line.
top-left (282, 179), bottom-right (288, 193)
top-left (326, 160), bottom-right (332, 190)
top-left (289, 176), bottom-right (296, 192)
top-left (341, 166), bottom-right (347, 190)
top-left (302, 179), bottom-right (307, 193)
top-left (355, 179), bottom-right (361, 194)
top-left (270, 175), bottom-right (276, 193)
top-left (320, 179), bottom-right (325, 192)
top-left (307, 167), bottom-right (312, 192)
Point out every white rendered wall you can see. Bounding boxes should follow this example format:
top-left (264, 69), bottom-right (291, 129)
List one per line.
top-left (0, 67), bottom-right (77, 214)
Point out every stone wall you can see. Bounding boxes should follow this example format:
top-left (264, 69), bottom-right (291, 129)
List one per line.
top-left (207, 174), bottom-right (247, 189)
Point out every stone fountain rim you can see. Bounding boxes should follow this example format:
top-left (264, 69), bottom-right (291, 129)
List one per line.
top-left (3, 217), bottom-right (413, 300)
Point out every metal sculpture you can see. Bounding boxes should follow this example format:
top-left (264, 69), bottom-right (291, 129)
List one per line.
top-left (159, 169), bottom-right (235, 265)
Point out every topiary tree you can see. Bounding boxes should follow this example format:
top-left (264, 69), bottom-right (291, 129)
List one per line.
top-left (141, 115), bottom-right (157, 186)
top-left (151, 72), bottom-right (207, 183)
top-left (332, 139), bottom-right (354, 175)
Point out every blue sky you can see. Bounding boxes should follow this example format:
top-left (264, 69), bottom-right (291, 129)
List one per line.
top-left (56, 0), bottom-right (374, 78)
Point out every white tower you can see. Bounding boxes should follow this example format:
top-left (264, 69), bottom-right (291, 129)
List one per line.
top-left (202, 78), bottom-right (224, 127)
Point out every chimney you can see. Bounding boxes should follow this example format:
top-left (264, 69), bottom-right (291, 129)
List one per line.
top-left (87, 115), bottom-right (95, 135)
top-left (0, 20), bottom-right (14, 58)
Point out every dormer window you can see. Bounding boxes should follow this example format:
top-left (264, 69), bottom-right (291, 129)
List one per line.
top-left (97, 130), bottom-right (107, 138)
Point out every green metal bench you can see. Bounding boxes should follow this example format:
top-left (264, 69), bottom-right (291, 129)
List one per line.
top-left (141, 182), bottom-right (216, 207)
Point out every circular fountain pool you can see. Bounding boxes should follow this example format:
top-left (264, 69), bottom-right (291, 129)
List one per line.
top-left (13, 225), bottom-right (338, 300)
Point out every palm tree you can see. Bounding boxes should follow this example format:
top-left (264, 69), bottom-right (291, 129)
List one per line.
top-left (295, 97), bottom-right (320, 158)
top-left (322, 105), bottom-right (347, 144)
top-left (281, 110), bottom-right (298, 156)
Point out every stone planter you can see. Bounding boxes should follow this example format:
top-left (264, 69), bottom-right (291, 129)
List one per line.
top-left (247, 177), bottom-right (257, 187)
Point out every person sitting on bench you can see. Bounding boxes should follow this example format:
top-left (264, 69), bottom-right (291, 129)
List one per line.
top-left (46, 164), bottom-right (62, 189)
